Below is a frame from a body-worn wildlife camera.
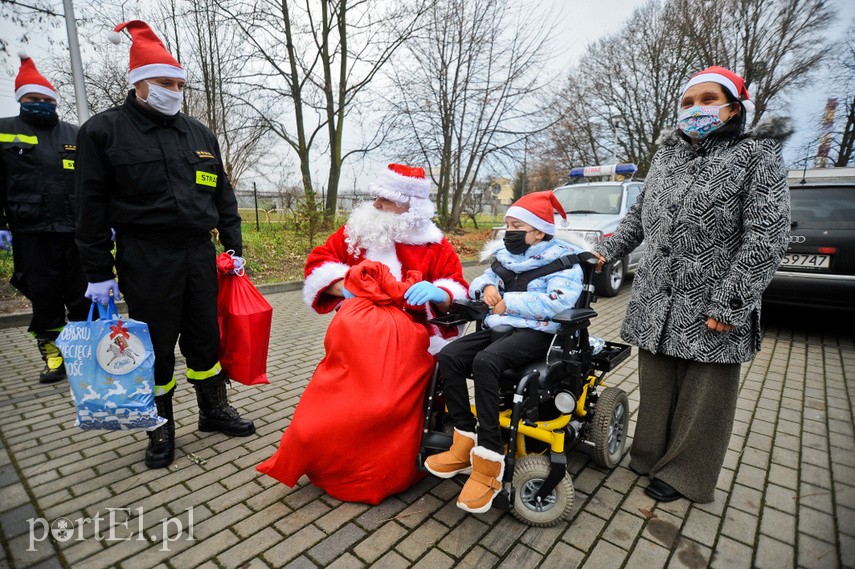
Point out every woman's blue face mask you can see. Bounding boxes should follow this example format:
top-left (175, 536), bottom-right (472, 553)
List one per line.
top-left (676, 102), bottom-right (734, 140)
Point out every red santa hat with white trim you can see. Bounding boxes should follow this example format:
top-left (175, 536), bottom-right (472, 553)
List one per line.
top-left (14, 51), bottom-right (58, 102)
top-left (682, 65), bottom-right (754, 112)
top-left (505, 190), bottom-right (566, 235)
top-left (368, 163), bottom-right (431, 203)
top-left (109, 20), bottom-right (186, 84)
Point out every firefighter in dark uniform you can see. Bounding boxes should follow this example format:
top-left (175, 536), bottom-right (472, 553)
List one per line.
top-left (75, 20), bottom-right (255, 469)
top-left (0, 52), bottom-right (88, 384)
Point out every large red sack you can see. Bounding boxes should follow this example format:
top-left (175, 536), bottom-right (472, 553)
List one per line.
top-left (257, 260), bottom-right (436, 504)
top-left (216, 253), bottom-right (273, 385)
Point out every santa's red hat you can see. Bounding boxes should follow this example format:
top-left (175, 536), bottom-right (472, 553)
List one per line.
top-left (368, 163), bottom-right (431, 203)
top-left (682, 66), bottom-right (754, 111)
top-left (109, 20), bottom-right (185, 84)
top-left (505, 191), bottom-right (566, 235)
top-left (14, 51), bottom-right (57, 102)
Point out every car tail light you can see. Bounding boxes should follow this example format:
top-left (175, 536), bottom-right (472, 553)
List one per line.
top-left (818, 247), bottom-right (837, 254)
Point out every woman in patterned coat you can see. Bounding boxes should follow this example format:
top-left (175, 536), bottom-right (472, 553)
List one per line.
top-left (594, 66), bottom-right (791, 503)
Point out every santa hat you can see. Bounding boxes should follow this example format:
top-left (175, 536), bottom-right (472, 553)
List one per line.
top-left (367, 163), bottom-right (432, 203)
top-left (682, 66), bottom-right (754, 112)
top-left (109, 20), bottom-right (186, 84)
top-left (505, 191), bottom-right (566, 235)
top-left (14, 51), bottom-right (57, 102)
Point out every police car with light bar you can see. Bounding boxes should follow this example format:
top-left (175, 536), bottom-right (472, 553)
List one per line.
top-left (551, 164), bottom-right (645, 297)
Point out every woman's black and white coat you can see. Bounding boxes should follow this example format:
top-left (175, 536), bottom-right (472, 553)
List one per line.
top-left (596, 118), bottom-right (792, 364)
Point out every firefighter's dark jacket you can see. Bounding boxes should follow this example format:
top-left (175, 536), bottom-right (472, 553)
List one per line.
top-left (0, 113), bottom-right (79, 233)
top-left (75, 90), bottom-right (242, 282)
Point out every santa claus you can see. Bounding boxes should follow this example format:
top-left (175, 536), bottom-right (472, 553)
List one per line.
top-left (303, 163), bottom-right (468, 353)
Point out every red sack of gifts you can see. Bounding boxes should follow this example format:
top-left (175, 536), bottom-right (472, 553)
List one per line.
top-left (216, 252), bottom-right (273, 385)
top-left (257, 260), bottom-right (436, 504)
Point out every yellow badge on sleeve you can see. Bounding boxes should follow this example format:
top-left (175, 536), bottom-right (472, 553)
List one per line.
top-left (196, 171), bottom-right (218, 187)
top-left (62, 160), bottom-right (75, 170)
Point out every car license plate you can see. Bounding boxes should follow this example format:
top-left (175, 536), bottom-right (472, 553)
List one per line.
top-left (781, 253), bottom-right (830, 269)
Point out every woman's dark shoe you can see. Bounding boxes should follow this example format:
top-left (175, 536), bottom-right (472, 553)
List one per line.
top-left (644, 478), bottom-right (683, 502)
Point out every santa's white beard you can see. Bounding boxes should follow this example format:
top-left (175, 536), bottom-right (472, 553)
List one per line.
top-left (345, 202), bottom-right (422, 256)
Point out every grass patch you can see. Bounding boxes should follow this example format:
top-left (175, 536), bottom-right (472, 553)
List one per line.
top-left (0, 215), bottom-right (501, 312)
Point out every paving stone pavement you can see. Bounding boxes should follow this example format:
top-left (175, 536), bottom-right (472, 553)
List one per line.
top-left (0, 265), bottom-right (852, 569)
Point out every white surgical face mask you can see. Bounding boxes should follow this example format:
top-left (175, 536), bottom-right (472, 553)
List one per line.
top-left (141, 82), bottom-right (183, 116)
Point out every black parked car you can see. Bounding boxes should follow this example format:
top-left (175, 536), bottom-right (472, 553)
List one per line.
top-left (763, 181), bottom-right (855, 311)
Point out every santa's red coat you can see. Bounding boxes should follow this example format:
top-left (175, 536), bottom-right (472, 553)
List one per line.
top-left (303, 223), bottom-right (468, 352)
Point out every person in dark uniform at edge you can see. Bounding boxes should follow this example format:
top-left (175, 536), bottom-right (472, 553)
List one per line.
top-left (74, 20), bottom-right (255, 469)
top-left (0, 52), bottom-right (88, 384)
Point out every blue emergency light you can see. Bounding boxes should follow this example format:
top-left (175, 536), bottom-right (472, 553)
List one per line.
top-left (568, 163), bottom-right (638, 178)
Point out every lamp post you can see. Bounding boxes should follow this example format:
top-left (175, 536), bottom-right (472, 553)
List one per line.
top-left (62, 0), bottom-right (90, 122)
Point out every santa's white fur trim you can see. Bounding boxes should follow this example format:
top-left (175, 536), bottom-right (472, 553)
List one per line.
top-left (368, 167), bottom-right (431, 200)
top-left (303, 261), bottom-right (350, 309)
top-left (398, 221), bottom-right (442, 245)
top-left (428, 334), bottom-right (451, 355)
top-left (364, 245), bottom-right (402, 279)
top-left (433, 278), bottom-right (467, 301)
top-left (17, 49), bottom-right (28, 59)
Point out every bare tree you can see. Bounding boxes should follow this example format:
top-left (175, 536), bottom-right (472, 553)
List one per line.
top-left (155, 0), bottom-right (268, 188)
top-left (212, 0), bottom-right (431, 219)
top-left (673, 0), bottom-right (833, 124)
top-left (829, 20), bottom-right (855, 167)
top-left (385, 0), bottom-right (553, 230)
top-left (543, 0), bottom-right (698, 176)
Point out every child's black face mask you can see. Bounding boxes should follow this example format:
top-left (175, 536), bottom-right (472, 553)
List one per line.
top-left (503, 230), bottom-right (531, 255)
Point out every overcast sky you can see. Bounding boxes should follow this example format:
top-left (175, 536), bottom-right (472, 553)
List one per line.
top-left (1, 0), bottom-right (853, 185)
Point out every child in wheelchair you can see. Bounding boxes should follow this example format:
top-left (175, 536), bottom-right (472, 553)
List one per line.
top-left (425, 191), bottom-right (587, 513)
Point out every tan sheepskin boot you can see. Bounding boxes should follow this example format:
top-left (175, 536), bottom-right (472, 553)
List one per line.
top-left (457, 446), bottom-right (505, 513)
top-left (424, 428), bottom-right (476, 478)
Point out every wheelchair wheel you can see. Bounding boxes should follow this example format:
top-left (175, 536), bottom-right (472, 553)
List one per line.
top-left (511, 455), bottom-right (574, 527)
top-left (591, 387), bottom-right (629, 469)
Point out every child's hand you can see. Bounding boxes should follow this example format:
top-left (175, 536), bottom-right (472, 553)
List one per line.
top-left (492, 299), bottom-right (507, 314)
top-left (483, 285), bottom-right (501, 306)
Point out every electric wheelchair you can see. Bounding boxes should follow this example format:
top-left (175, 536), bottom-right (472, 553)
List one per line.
top-left (419, 251), bottom-right (632, 526)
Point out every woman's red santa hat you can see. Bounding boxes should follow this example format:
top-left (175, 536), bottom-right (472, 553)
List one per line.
top-left (109, 20), bottom-right (186, 84)
top-left (14, 51), bottom-right (58, 102)
top-left (505, 191), bottom-right (566, 236)
top-left (682, 66), bottom-right (754, 111)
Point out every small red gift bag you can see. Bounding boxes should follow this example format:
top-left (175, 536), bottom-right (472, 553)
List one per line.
top-left (216, 252), bottom-right (273, 385)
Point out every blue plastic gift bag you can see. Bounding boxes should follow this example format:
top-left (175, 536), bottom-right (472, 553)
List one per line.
top-left (56, 299), bottom-right (165, 431)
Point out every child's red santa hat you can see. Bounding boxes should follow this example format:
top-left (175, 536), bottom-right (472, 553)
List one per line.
top-left (109, 20), bottom-right (186, 84)
top-left (505, 191), bottom-right (566, 235)
top-left (14, 51), bottom-right (58, 102)
top-left (368, 163), bottom-right (431, 203)
top-left (682, 66), bottom-right (754, 112)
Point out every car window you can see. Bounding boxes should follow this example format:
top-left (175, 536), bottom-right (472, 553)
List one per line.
top-left (625, 185), bottom-right (642, 210)
top-left (790, 186), bottom-right (855, 229)
top-left (554, 184), bottom-right (622, 215)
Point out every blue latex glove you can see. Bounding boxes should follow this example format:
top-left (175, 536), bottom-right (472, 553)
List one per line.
top-left (85, 279), bottom-right (121, 305)
top-left (404, 281), bottom-right (447, 306)
top-left (342, 286), bottom-right (355, 299)
top-left (0, 230), bottom-right (11, 251)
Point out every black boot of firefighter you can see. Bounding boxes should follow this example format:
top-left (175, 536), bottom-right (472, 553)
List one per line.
top-left (194, 374), bottom-right (255, 437)
top-left (35, 332), bottom-right (67, 384)
top-left (145, 394), bottom-right (175, 469)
